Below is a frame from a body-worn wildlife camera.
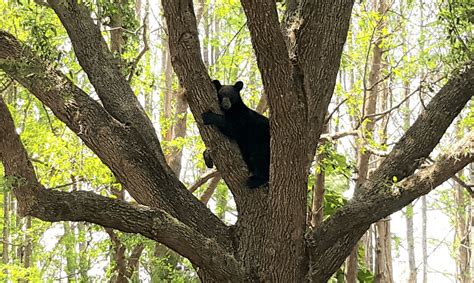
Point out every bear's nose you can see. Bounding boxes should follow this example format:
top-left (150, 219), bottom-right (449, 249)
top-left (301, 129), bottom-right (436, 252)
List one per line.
top-left (221, 97), bottom-right (231, 110)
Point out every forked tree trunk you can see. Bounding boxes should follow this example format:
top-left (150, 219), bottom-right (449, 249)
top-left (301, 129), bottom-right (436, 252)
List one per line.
top-left (0, 0), bottom-right (473, 282)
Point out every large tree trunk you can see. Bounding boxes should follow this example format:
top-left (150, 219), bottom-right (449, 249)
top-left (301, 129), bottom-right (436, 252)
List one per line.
top-left (0, 0), bottom-right (473, 282)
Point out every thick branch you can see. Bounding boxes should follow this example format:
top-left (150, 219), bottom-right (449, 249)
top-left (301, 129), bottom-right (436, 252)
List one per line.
top-left (161, 0), bottom-right (255, 205)
top-left (28, 189), bottom-right (244, 282)
top-left (365, 62), bottom-right (473, 186)
top-left (297, 0), bottom-right (355, 146)
top-left (240, 0), bottom-right (294, 101)
top-left (46, 0), bottom-right (165, 164)
top-left (0, 30), bottom-right (231, 247)
top-left (0, 96), bottom-right (244, 282)
top-left (308, 132), bottom-right (474, 281)
top-left (308, 64), bottom-right (474, 281)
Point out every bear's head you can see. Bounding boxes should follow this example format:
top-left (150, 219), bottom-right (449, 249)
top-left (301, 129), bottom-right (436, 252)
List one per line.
top-left (212, 80), bottom-right (244, 111)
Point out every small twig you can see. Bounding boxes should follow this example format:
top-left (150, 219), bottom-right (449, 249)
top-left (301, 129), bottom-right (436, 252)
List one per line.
top-left (41, 102), bottom-right (57, 135)
top-left (325, 97), bottom-right (348, 124)
top-left (50, 178), bottom-right (84, 190)
top-left (189, 170), bottom-right (220, 193)
top-left (215, 21), bottom-right (247, 64)
top-left (451, 175), bottom-right (474, 197)
top-left (128, 12), bottom-right (150, 82)
top-left (0, 78), bottom-right (13, 93)
top-left (319, 130), bottom-right (358, 142)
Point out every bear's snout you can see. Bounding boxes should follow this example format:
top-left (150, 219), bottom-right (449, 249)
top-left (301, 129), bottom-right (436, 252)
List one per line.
top-left (221, 97), bottom-right (232, 110)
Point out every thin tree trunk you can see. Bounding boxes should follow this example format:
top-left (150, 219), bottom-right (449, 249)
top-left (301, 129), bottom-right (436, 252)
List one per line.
top-left (168, 89), bottom-right (188, 175)
top-left (345, 248), bottom-right (358, 283)
top-left (2, 188), bottom-right (10, 265)
top-left (454, 122), bottom-right (471, 283)
top-left (311, 123), bottom-right (328, 228)
top-left (77, 222), bottom-right (90, 281)
top-left (403, 82), bottom-right (417, 283)
top-left (374, 219), bottom-right (393, 283)
top-left (365, 227), bottom-right (374, 272)
top-left (163, 46), bottom-right (173, 143)
top-left (109, 0), bottom-right (126, 56)
top-left (455, 177), bottom-right (470, 282)
top-left (200, 176), bottom-right (221, 205)
top-left (421, 195), bottom-right (428, 283)
top-left (23, 216), bottom-right (32, 270)
top-left (374, 54), bottom-right (393, 283)
top-left (406, 204), bottom-right (416, 282)
top-left (64, 222), bottom-right (77, 282)
top-left (470, 162), bottom-right (474, 281)
top-left (347, 1), bottom-right (388, 279)
top-left (202, 0), bottom-right (210, 69)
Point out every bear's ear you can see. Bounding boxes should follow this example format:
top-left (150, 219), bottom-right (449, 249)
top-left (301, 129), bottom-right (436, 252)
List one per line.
top-left (233, 81), bottom-right (244, 91)
top-left (212, 80), bottom-right (222, 91)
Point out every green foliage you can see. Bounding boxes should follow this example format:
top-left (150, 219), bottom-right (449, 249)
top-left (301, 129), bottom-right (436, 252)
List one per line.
top-left (0, 0), bottom-right (471, 281)
top-left (0, 263), bottom-right (41, 282)
top-left (438, 0), bottom-right (473, 64)
top-left (316, 143), bottom-right (353, 178)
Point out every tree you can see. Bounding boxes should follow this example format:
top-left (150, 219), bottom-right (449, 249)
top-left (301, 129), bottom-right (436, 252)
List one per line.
top-left (0, 0), bottom-right (473, 282)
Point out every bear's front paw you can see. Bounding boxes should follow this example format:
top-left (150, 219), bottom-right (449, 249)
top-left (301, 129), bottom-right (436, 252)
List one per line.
top-left (201, 111), bottom-right (215, 125)
top-left (203, 149), bottom-right (214, 168)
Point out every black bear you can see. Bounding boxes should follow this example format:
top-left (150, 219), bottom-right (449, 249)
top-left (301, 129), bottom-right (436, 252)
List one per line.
top-left (202, 80), bottom-right (270, 189)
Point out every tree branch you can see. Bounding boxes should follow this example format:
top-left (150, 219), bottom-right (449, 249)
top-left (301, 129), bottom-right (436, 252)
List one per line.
top-left (298, 0), bottom-right (355, 146)
top-left (161, 0), bottom-right (256, 205)
top-left (240, 0), bottom-right (293, 99)
top-left (451, 175), bottom-right (474, 197)
top-left (307, 64), bottom-right (474, 281)
top-left (46, 0), bottom-right (165, 164)
top-left (189, 170), bottom-right (220, 193)
top-left (365, 62), bottom-right (473, 187)
top-left (0, 96), bottom-right (244, 282)
top-left (0, 30), bottom-right (231, 248)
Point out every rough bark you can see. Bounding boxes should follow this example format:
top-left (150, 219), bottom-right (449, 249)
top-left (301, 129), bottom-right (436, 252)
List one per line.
top-left (161, 1), bottom-right (270, 280)
top-left (0, 0), bottom-right (472, 282)
top-left (0, 29), bottom-right (230, 248)
top-left (241, 0), bottom-right (309, 280)
top-left (0, 95), bottom-right (244, 282)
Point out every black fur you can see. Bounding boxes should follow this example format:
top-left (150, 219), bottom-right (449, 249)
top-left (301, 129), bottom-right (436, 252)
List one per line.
top-left (202, 80), bottom-right (270, 189)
